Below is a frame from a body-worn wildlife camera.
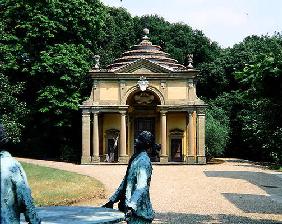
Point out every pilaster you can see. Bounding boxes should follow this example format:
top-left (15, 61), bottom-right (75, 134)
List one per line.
top-left (92, 111), bottom-right (100, 163)
top-left (186, 110), bottom-right (197, 164)
top-left (81, 109), bottom-right (91, 164)
top-left (197, 107), bottom-right (206, 164)
top-left (160, 110), bottom-right (168, 163)
top-left (119, 111), bottom-right (129, 163)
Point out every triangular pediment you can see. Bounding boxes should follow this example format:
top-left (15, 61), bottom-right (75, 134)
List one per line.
top-left (112, 59), bottom-right (172, 74)
top-left (132, 67), bottom-right (155, 74)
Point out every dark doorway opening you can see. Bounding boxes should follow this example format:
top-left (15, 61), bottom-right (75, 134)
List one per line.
top-left (107, 138), bottom-right (118, 162)
top-left (134, 117), bottom-right (158, 161)
top-left (105, 129), bottom-right (119, 163)
top-left (134, 117), bottom-right (155, 139)
top-left (171, 139), bottom-right (182, 162)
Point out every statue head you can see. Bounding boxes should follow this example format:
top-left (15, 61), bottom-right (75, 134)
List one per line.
top-left (134, 131), bottom-right (155, 153)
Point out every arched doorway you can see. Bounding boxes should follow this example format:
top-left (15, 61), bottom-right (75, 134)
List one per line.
top-left (126, 90), bottom-right (161, 161)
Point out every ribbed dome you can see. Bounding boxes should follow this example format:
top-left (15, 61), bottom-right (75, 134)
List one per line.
top-left (107, 29), bottom-right (187, 72)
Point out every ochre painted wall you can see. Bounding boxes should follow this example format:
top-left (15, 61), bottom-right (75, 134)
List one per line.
top-left (149, 81), bottom-right (161, 91)
top-left (99, 82), bottom-right (119, 101)
top-left (167, 81), bottom-right (187, 100)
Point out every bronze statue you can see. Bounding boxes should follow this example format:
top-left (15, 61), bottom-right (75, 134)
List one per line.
top-left (103, 131), bottom-right (157, 223)
top-left (0, 123), bottom-right (41, 223)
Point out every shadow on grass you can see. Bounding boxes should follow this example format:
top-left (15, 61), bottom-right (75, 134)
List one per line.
top-left (154, 212), bottom-right (282, 224)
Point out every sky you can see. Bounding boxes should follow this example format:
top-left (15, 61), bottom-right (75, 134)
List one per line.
top-left (101, 0), bottom-right (282, 48)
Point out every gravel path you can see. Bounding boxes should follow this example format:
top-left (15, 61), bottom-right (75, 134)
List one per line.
top-left (17, 157), bottom-right (282, 224)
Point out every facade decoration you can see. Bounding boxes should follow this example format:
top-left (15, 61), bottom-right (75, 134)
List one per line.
top-left (137, 76), bottom-right (149, 91)
top-left (134, 92), bottom-right (155, 105)
top-left (80, 28), bottom-right (207, 164)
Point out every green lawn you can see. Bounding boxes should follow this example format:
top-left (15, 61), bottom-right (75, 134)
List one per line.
top-left (269, 164), bottom-right (282, 172)
top-left (21, 162), bottom-right (106, 206)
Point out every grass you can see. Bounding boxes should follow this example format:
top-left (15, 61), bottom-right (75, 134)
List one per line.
top-left (268, 164), bottom-right (282, 172)
top-left (21, 162), bottom-right (106, 206)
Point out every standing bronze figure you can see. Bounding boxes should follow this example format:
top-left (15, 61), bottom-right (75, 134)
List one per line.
top-left (0, 123), bottom-right (41, 224)
top-left (103, 131), bottom-right (157, 224)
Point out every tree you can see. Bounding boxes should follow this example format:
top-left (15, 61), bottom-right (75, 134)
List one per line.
top-left (0, 20), bottom-right (28, 143)
top-left (0, 74), bottom-right (28, 143)
top-left (0, 0), bottom-right (107, 158)
top-left (205, 103), bottom-right (230, 160)
top-left (203, 34), bottom-right (282, 163)
top-left (135, 15), bottom-right (221, 66)
top-left (235, 44), bottom-right (282, 163)
top-left (97, 7), bottom-right (137, 67)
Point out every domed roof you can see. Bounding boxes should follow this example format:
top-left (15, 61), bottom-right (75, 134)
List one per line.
top-left (107, 29), bottom-right (187, 72)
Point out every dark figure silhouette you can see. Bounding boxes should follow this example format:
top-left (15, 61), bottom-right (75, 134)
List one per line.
top-left (103, 131), bottom-right (157, 224)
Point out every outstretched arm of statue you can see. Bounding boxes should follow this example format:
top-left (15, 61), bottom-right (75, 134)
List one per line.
top-left (109, 176), bottom-right (126, 203)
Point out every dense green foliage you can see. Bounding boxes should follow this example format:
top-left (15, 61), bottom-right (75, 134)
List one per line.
top-left (235, 43), bottom-right (282, 163)
top-left (0, 24), bottom-right (29, 143)
top-left (0, 74), bottom-right (28, 143)
top-left (205, 104), bottom-right (230, 160)
top-left (0, 0), bottom-right (281, 164)
top-left (206, 34), bottom-right (282, 163)
top-left (0, 0), bottom-right (105, 157)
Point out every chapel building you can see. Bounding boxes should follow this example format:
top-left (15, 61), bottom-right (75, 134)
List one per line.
top-left (80, 29), bottom-right (207, 164)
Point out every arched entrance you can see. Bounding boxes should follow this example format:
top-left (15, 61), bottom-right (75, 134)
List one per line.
top-left (126, 89), bottom-right (161, 161)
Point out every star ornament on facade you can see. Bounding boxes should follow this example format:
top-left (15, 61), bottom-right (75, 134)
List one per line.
top-left (137, 76), bottom-right (149, 91)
